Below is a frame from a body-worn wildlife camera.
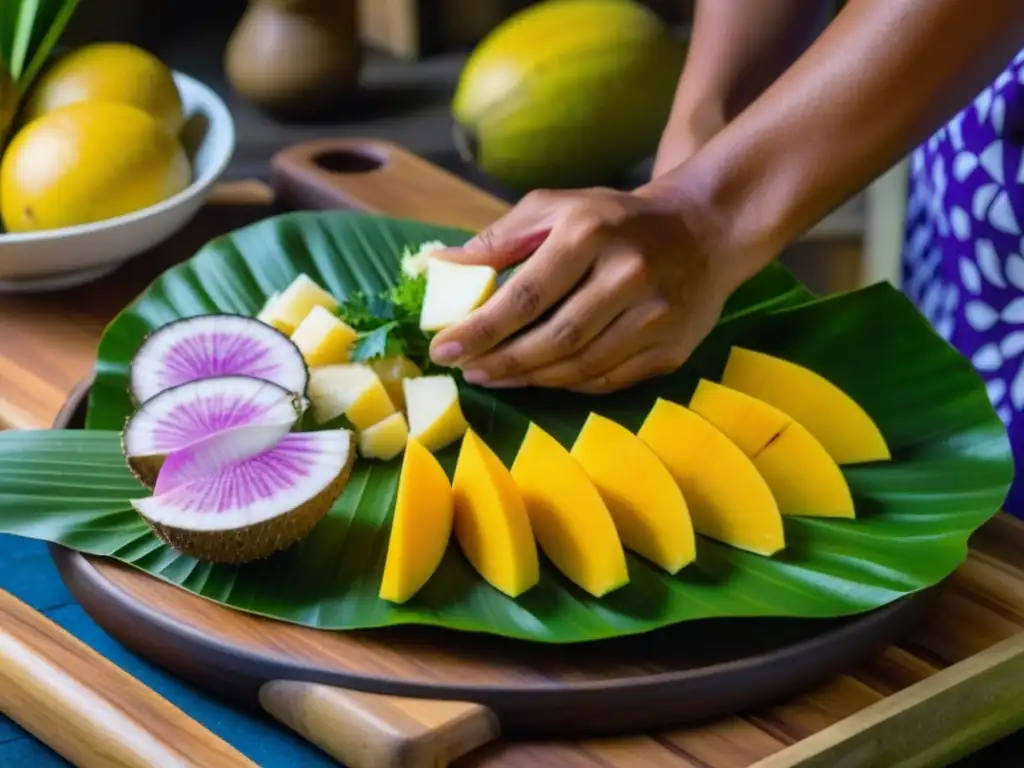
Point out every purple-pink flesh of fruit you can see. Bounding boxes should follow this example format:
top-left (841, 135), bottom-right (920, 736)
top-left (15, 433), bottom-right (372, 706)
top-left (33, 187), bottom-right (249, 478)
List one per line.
top-left (154, 422), bottom-right (296, 495)
top-left (129, 315), bottom-right (308, 404)
top-left (132, 430), bottom-right (352, 528)
top-left (123, 375), bottom-right (304, 461)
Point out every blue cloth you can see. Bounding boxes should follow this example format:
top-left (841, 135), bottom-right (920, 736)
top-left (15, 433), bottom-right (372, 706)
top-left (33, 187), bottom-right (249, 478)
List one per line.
top-left (0, 534), bottom-right (336, 767)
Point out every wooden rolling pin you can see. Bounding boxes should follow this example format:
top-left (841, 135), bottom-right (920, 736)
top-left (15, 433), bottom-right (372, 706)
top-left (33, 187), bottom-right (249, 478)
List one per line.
top-left (0, 589), bottom-right (257, 767)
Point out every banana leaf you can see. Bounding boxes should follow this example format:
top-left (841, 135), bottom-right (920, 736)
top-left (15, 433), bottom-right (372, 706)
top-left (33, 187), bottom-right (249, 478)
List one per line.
top-left (0, 211), bottom-right (1011, 643)
top-left (0, 0), bottom-right (79, 85)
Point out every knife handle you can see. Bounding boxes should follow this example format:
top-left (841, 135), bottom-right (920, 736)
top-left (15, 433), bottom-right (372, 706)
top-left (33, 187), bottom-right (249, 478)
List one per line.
top-left (260, 680), bottom-right (500, 768)
top-left (0, 589), bottom-right (256, 768)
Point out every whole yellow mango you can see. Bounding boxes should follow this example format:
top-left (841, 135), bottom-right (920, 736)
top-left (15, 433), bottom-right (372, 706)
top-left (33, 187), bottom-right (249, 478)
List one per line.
top-left (22, 42), bottom-right (185, 135)
top-left (0, 101), bottom-right (192, 233)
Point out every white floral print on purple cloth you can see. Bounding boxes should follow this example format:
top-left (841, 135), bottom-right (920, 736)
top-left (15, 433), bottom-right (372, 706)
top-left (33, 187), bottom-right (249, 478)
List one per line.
top-left (902, 49), bottom-right (1024, 517)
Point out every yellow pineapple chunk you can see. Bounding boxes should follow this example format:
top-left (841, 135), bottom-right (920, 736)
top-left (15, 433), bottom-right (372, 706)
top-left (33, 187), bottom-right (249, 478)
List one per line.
top-left (290, 306), bottom-right (358, 366)
top-left (368, 355), bottom-right (422, 409)
top-left (308, 364), bottom-right (397, 430)
top-left (258, 274), bottom-right (339, 336)
top-left (359, 412), bottom-right (410, 461)
top-left (403, 375), bottom-right (469, 453)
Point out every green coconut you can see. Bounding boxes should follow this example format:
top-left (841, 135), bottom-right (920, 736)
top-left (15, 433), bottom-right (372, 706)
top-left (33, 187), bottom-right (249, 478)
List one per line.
top-left (451, 0), bottom-right (686, 191)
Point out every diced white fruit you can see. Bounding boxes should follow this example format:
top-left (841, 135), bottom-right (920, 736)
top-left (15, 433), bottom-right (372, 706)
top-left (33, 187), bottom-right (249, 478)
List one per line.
top-left (256, 293), bottom-right (291, 334)
top-left (258, 274), bottom-right (339, 336)
top-left (359, 412), bottom-right (410, 461)
top-left (290, 306), bottom-right (358, 366)
top-left (401, 240), bottom-right (447, 278)
top-left (368, 355), bottom-right (422, 409)
top-left (419, 258), bottom-right (497, 332)
top-left (308, 364), bottom-right (397, 430)
top-left (403, 375), bottom-right (469, 453)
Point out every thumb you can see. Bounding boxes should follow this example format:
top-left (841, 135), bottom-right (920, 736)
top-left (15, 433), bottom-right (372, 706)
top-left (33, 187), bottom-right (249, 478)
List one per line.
top-left (433, 195), bottom-right (559, 270)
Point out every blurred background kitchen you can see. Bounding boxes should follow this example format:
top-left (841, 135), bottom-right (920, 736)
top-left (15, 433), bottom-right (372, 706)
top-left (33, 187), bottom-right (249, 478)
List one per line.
top-left (65, 0), bottom-right (893, 299)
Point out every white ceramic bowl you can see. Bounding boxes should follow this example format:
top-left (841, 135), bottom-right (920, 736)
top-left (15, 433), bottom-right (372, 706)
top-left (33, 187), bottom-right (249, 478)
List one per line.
top-left (0, 71), bottom-right (236, 293)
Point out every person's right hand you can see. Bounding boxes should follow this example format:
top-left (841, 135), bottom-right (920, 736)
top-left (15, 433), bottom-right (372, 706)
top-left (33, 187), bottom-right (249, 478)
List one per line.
top-left (426, 184), bottom-right (745, 394)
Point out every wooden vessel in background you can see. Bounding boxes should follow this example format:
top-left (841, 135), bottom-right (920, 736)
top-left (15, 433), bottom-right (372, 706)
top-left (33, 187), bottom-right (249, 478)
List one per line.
top-left (225, 0), bottom-right (362, 118)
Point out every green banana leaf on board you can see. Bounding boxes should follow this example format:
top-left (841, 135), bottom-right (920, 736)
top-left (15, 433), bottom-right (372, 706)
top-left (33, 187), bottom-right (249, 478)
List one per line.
top-left (0, 211), bottom-right (1012, 643)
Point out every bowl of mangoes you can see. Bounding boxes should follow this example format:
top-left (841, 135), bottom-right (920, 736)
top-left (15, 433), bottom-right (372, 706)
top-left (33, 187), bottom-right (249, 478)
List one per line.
top-left (0, 41), bottom-right (235, 293)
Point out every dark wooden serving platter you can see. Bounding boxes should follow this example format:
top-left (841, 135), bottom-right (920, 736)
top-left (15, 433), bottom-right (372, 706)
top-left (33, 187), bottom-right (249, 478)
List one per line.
top-left (3, 138), bottom-right (1020, 767)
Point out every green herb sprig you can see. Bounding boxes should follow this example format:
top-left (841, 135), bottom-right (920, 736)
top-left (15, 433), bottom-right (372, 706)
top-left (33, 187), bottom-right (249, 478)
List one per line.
top-left (337, 271), bottom-right (437, 372)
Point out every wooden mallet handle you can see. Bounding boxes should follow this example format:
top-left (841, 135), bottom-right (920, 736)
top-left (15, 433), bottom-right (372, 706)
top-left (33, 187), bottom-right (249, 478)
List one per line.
top-left (260, 680), bottom-right (500, 768)
top-left (0, 589), bottom-right (256, 767)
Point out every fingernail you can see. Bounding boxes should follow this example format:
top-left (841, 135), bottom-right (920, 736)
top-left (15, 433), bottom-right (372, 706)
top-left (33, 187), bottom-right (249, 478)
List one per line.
top-left (431, 342), bottom-right (463, 365)
top-left (487, 378), bottom-right (524, 389)
top-left (463, 369), bottom-right (490, 384)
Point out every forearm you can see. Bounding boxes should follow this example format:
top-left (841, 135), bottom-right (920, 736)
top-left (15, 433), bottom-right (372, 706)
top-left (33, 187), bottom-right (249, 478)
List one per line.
top-left (654, 0), bottom-right (832, 175)
top-left (652, 0), bottom-right (1024, 285)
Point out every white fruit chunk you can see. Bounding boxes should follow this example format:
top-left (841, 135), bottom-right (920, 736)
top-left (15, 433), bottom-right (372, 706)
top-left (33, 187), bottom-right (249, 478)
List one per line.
top-left (359, 412), bottom-right (410, 461)
top-left (368, 356), bottom-right (422, 409)
top-left (419, 258), bottom-right (497, 332)
top-left (258, 274), bottom-right (339, 336)
top-left (290, 305), bottom-right (358, 366)
top-left (256, 292), bottom-right (290, 334)
top-left (401, 239), bottom-right (447, 278)
top-left (403, 375), bottom-right (469, 453)
top-left (308, 364), bottom-right (397, 429)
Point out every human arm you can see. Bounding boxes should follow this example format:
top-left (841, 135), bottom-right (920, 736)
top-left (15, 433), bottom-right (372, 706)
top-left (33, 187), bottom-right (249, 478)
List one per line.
top-left (652, 0), bottom-right (833, 178)
top-left (650, 0), bottom-right (1024, 289)
top-left (429, 0), bottom-right (1024, 393)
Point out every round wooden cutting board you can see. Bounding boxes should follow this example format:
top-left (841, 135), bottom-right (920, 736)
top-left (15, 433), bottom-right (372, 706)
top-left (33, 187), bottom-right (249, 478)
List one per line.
top-left (49, 139), bottom-right (937, 767)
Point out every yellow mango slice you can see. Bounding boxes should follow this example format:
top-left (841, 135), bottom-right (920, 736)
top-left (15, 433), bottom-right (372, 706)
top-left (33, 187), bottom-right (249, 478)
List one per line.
top-left (308, 364), bottom-right (397, 430)
top-left (359, 412), bottom-right (409, 461)
top-left (452, 429), bottom-right (539, 597)
top-left (510, 422), bottom-right (629, 597)
top-left (258, 274), bottom-right (339, 335)
top-left (638, 398), bottom-right (784, 556)
top-left (570, 413), bottom-right (695, 574)
top-left (689, 380), bottom-right (855, 518)
top-left (379, 438), bottom-right (454, 603)
top-left (368, 355), bottom-right (422, 409)
top-left (403, 375), bottom-right (469, 453)
top-left (720, 347), bottom-right (890, 464)
top-left (290, 306), bottom-right (358, 366)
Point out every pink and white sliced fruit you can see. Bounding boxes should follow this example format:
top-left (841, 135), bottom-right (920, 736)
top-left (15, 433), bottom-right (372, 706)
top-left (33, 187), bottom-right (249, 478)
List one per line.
top-left (132, 430), bottom-right (354, 564)
top-left (129, 314), bottom-right (309, 405)
top-left (122, 375), bottom-right (306, 488)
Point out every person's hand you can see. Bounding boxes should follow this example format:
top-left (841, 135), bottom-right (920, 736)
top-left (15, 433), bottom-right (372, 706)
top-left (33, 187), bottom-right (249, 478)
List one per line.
top-left (427, 186), bottom-right (740, 394)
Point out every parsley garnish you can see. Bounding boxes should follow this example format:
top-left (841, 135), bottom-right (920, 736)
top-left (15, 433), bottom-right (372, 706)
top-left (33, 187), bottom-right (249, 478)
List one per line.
top-left (337, 271), bottom-right (436, 371)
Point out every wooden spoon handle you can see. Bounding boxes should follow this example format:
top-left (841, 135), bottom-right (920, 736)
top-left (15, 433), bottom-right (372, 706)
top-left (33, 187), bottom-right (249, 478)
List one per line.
top-left (0, 589), bottom-right (256, 768)
top-left (270, 137), bottom-right (510, 231)
top-left (259, 680), bottom-right (500, 768)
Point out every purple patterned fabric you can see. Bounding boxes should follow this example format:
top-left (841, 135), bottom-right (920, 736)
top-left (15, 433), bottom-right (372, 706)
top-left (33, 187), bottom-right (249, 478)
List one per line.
top-left (902, 49), bottom-right (1024, 517)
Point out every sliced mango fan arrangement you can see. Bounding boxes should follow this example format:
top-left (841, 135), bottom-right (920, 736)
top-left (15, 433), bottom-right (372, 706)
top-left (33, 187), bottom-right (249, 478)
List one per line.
top-left (0, 210), bottom-right (1011, 643)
